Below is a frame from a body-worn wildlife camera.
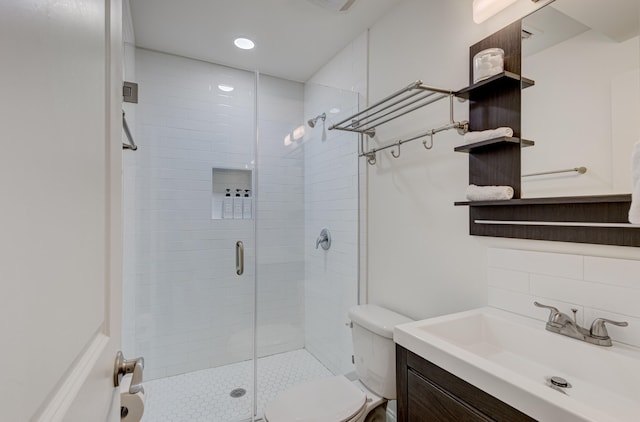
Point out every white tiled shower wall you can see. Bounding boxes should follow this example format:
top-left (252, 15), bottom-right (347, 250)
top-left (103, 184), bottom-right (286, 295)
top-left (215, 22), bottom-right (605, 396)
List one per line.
top-left (124, 49), bottom-right (306, 380)
top-left (303, 32), bottom-right (367, 376)
top-left (303, 83), bottom-right (359, 375)
top-left (488, 248), bottom-right (640, 348)
top-left (255, 74), bottom-right (306, 358)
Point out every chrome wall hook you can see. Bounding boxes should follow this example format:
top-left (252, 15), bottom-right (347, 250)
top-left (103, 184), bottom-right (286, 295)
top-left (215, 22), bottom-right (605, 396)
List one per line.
top-left (423, 132), bottom-right (434, 150)
top-left (391, 141), bottom-right (401, 158)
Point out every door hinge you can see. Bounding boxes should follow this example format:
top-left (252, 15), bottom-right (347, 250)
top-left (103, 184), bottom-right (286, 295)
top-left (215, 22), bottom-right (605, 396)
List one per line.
top-left (123, 81), bottom-right (138, 103)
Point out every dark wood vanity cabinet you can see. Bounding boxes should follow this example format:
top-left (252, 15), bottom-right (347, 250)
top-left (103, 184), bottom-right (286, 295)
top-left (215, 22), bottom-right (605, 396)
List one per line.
top-left (396, 345), bottom-right (536, 422)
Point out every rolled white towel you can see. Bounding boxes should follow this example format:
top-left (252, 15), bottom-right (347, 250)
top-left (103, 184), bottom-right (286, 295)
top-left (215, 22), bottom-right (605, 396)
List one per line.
top-left (463, 127), bottom-right (514, 143)
top-left (466, 184), bottom-right (514, 201)
top-left (629, 141), bottom-right (640, 223)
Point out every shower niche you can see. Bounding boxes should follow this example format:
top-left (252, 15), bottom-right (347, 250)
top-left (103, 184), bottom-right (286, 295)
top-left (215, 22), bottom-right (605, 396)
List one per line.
top-left (211, 167), bottom-right (253, 220)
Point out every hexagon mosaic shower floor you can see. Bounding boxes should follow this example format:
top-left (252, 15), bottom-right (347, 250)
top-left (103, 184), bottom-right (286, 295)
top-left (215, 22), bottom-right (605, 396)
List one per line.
top-left (142, 349), bottom-right (332, 422)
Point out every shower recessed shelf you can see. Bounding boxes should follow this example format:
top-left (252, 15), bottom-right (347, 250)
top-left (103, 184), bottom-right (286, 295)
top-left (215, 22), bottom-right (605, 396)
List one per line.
top-left (211, 167), bottom-right (253, 220)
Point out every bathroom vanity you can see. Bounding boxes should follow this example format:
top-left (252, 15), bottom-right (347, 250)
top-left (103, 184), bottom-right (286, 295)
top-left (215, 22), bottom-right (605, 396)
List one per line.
top-left (393, 307), bottom-right (640, 422)
top-left (396, 345), bottom-right (534, 421)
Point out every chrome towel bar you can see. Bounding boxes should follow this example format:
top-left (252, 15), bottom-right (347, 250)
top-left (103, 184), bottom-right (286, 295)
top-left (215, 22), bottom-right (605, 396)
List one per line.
top-left (474, 220), bottom-right (640, 228)
top-left (122, 111), bottom-right (137, 151)
top-left (522, 166), bottom-right (586, 178)
top-left (329, 80), bottom-right (467, 165)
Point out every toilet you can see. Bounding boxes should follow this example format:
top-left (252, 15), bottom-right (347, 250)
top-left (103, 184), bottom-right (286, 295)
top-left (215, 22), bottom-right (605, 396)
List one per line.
top-left (264, 304), bottom-right (413, 422)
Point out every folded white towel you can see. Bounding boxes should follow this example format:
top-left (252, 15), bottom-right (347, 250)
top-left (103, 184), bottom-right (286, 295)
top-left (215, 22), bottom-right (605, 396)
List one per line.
top-left (629, 141), bottom-right (640, 223)
top-left (463, 127), bottom-right (514, 143)
top-left (466, 184), bottom-right (514, 201)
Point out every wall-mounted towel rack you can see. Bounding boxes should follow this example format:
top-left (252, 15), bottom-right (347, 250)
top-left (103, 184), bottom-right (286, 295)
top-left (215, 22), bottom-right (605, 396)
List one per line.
top-left (122, 111), bottom-right (137, 151)
top-left (328, 80), bottom-right (467, 165)
top-left (522, 166), bottom-right (586, 178)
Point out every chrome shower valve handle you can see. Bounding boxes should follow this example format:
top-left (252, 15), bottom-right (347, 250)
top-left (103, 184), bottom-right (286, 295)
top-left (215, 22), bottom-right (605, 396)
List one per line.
top-left (315, 228), bottom-right (331, 250)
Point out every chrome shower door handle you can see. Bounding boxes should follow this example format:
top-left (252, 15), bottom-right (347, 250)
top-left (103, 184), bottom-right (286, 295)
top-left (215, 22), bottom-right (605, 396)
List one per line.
top-left (236, 241), bottom-right (244, 276)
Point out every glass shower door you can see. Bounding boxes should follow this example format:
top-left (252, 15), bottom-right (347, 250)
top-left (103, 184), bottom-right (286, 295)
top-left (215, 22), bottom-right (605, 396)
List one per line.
top-left (123, 48), bottom-right (360, 422)
top-left (253, 76), bottom-right (360, 420)
top-left (122, 48), bottom-right (257, 422)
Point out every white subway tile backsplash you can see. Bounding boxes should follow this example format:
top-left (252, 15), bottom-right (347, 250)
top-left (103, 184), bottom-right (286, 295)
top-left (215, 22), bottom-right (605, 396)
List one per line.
top-left (488, 248), bottom-right (583, 279)
top-left (487, 268), bottom-right (529, 293)
top-left (488, 287), bottom-right (584, 325)
top-left (531, 274), bottom-right (640, 319)
top-left (488, 248), bottom-right (640, 347)
top-left (584, 256), bottom-right (640, 289)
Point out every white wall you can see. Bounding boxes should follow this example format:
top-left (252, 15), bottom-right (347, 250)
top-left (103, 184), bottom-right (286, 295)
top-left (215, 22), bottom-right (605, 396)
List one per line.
top-left (365, 0), bottom-right (487, 320)
top-left (360, 0), bottom-right (640, 326)
top-left (522, 31), bottom-right (639, 197)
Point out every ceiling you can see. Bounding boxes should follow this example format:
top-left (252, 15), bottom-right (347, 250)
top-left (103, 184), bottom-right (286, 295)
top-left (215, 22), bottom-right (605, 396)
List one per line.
top-left (550, 0), bottom-right (639, 43)
top-left (129, 0), bottom-right (403, 82)
top-left (522, 0), bottom-right (639, 57)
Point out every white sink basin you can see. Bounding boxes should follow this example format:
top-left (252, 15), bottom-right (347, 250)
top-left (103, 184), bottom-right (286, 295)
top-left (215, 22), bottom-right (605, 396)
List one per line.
top-left (394, 307), bottom-right (640, 422)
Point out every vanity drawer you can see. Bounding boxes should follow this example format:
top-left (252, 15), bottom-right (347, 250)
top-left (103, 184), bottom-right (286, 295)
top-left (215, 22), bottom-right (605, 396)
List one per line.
top-left (397, 345), bottom-right (536, 422)
top-left (408, 370), bottom-right (492, 421)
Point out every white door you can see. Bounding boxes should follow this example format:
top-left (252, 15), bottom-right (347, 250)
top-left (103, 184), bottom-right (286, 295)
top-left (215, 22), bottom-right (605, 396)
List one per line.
top-left (0, 1), bottom-right (124, 421)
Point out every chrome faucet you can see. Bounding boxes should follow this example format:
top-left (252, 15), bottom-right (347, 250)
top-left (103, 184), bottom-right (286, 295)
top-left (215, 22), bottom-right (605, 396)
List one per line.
top-left (534, 302), bottom-right (628, 347)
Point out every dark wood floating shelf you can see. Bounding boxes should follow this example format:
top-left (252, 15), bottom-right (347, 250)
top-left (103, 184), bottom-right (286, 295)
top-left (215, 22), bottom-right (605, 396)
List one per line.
top-left (454, 136), bottom-right (534, 153)
top-left (454, 194), bottom-right (638, 247)
top-left (455, 71), bottom-right (535, 100)
top-left (454, 194), bottom-right (631, 207)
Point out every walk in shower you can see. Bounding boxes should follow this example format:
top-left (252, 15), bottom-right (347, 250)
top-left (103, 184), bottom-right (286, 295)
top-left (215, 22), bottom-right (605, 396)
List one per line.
top-left (121, 46), bottom-right (360, 421)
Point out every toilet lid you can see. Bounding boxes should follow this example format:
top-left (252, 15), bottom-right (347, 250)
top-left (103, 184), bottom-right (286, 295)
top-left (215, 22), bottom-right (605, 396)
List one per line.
top-left (264, 376), bottom-right (367, 422)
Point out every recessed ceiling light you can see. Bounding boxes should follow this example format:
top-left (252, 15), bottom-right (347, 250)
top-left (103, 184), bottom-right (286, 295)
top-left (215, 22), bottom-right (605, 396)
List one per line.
top-left (329, 107), bottom-right (341, 114)
top-left (218, 84), bottom-right (234, 92)
top-left (234, 38), bottom-right (255, 50)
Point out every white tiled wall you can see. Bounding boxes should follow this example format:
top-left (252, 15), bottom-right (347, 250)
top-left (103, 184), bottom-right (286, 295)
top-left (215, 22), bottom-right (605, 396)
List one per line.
top-left (307, 33), bottom-right (368, 306)
top-left (124, 49), bottom-right (306, 380)
top-left (256, 74), bottom-right (306, 358)
top-left (303, 83), bottom-right (360, 375)
top-left (488, 248), bottom-right (640, 348)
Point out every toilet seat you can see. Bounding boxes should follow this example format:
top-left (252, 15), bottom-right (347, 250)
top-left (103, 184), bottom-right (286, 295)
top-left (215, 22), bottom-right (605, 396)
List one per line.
top-left (264, 376), bottom-right (367, 422)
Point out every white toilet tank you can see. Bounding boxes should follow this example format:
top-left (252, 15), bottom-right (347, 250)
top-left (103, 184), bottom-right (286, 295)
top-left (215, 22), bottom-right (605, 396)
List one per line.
top-left (348, 305), bottom-right (413, 400)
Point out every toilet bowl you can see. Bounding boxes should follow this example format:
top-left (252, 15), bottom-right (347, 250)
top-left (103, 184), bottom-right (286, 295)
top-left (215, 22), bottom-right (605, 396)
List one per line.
top-left (264, 305), bottom-right (412, 422)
